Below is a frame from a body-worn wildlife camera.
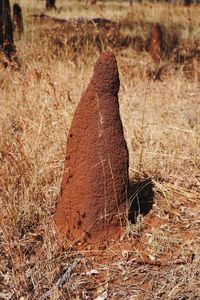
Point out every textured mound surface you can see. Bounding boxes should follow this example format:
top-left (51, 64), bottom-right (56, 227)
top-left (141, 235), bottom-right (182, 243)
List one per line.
top-left (54, 52), bottom-right (129, 247)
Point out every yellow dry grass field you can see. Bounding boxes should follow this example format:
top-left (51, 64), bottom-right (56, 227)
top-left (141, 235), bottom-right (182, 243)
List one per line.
top-left (0, 0), bottom-right (200, 299)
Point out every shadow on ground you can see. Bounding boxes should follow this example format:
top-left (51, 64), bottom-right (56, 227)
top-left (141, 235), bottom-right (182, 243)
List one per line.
top-left (128, 178), bottom-right (154, 223)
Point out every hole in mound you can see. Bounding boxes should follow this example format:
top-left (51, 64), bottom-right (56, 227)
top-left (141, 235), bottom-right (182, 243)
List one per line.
top-left (128, 178), bottom-right (154, 224)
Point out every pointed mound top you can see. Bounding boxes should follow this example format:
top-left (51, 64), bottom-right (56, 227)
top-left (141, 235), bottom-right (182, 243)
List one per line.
top-left (91, 51), bottom-right (120, 96)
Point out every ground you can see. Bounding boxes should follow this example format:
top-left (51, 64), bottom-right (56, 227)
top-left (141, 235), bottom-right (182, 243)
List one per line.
top-left (0, 1), bottom-right (200, 299)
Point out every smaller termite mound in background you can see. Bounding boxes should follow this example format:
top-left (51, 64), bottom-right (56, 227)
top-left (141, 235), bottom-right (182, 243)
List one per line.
top-left (149, 23), bottom-right (163, 64)
top-left (13, 3), bottom-right (24, 39)
top-left (147, 23), bottom-right (164, 80)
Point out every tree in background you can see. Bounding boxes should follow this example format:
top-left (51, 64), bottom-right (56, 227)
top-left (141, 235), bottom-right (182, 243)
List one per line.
top-left (0, 0), bottom-right (16, 60)
top-left (184, 0), bottom-right (192, 5)
top-left (46, 0), bottom-right (56, 10)
top-left (13, 3), bottom-right (24, 38)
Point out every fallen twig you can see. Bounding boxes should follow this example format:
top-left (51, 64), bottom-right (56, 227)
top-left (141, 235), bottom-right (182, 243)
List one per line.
top-left (129, 257), bottom-right (191, 267)
top-left (38, 259), bottom-right (80, 300)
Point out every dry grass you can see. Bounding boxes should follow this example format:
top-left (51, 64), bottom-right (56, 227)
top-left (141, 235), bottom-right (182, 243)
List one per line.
top-left (0, 0), bottom-right (200, 299)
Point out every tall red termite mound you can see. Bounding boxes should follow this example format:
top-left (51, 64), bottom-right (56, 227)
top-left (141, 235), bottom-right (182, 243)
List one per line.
top-left (149, 23), bottom-right (163, 64)
top-left (54, 52), bottom-right (129, 247)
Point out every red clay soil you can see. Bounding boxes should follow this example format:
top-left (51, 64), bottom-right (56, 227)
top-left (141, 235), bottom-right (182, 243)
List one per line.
top-left (149, 23), bottom-right (163, 64)
top-left (54, 52), bottom-right (129, 248)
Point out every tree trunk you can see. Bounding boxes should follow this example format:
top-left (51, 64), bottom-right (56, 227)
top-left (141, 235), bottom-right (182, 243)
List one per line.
top-left (0, 0), bottom-right (16, 60)
top-left (13, 3), bottom-right (24, 38)
top-left (46, 0), bottom-right (56, 10)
